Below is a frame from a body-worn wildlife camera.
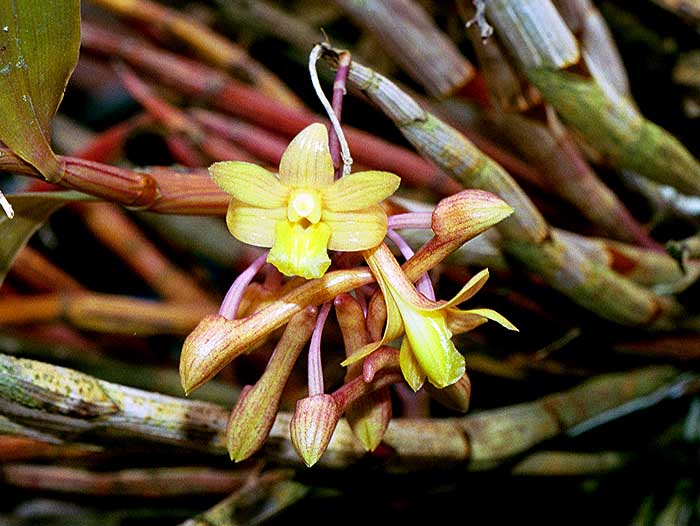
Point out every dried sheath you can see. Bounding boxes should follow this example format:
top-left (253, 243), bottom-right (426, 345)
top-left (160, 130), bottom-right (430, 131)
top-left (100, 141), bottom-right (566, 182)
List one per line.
top-left (554, 0), bottom-right (631, 97)
top-left (484, 0), bottom-right (580, 69)
top-left (491, 111), bottom-right (654, 246)
top-left (464, 12), bottom-right (540, 112)
top-left (335, 0), bottom-right (474, 97)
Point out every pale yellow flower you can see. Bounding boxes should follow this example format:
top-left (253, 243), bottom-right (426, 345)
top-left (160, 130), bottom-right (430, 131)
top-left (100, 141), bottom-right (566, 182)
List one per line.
top-left (210, 123), bottom-right (400, 279)
top-left (346, 243), bottom-right (517, 390)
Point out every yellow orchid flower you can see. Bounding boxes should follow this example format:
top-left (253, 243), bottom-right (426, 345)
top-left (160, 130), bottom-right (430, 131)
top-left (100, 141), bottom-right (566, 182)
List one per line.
top-left (209, 123), bottom-right (401, 279)
top-left (345, 243), bottom-right (517, 391)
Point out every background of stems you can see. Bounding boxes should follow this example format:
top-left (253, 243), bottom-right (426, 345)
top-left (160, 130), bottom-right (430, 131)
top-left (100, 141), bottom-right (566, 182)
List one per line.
top-left (2, 1), bottom-right (700, 524)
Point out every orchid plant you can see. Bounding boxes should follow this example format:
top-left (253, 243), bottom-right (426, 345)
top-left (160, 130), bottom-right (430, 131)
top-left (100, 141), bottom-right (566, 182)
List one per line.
top-left (179, 47), bottom-right (517, 466)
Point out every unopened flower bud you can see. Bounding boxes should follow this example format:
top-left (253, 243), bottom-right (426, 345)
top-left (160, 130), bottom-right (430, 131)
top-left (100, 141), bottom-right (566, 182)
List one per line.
top-left (432, 189), bottom-right (513, 242)
top-left (226, 384), bottom-right (279, 462)
top-left (290, 394), bottom-right (341, 467)
top-left (180, 314), bottom-right (236, 395)
top-left (226, 307), bottom-right (317, 461)
top-left (346, 389), bottom-right (392, 452)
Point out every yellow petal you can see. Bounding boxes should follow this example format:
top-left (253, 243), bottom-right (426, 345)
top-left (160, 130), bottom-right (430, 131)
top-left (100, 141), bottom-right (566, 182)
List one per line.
top-left (267, 221), bottom-right (332, 279)
top-left (394, 293), bottom-right (465, 389)
top-left (322, 170), bottom-right (401, 212)
top-left (278, 123), bottom-right (334, 188)
top-left (364, 242), bottom-right (438, 310)
top-left (463, 308), bottom-right (519, 331)
top-left (399, 338), bottom-right (426, 392)
top-left (226, 200), bottom-right (284, 247)
top-left (341, 339), bottom-right (382, 367)
top-left (209, 161), bottom-right (288, 208)
top-left (431, 268), bottom-right (490, 311)
top-left (325, 205), bottom-right (388, 251)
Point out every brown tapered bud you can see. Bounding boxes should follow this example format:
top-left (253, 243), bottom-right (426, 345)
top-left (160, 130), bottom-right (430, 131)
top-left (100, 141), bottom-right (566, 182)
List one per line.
top-left (226, 307), bottom-right (317, 461)
top-left (425, 373), bottom-right (472, 413)
top-left (335, 293), bottom-right (392, 451)
top-left (180, 314), bottom-right (244, 395)
top-left (432, 189), bottom-right (513, 243)
top-left (403, 190), bottom-right (516, 279)
top-left (345, 389), bottom-right (392, 452)
top-left (180, 268), bottom-right (375, 395)
top-left (290, 394), bottom-right (341, 467)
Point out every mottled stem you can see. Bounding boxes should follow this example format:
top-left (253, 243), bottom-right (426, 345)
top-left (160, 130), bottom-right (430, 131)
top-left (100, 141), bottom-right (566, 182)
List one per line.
top-left (0, 353), bottom-right (690, 470)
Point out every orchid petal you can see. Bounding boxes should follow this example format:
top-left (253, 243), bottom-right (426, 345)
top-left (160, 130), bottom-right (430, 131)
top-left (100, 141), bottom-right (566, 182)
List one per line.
top-left (399, 338), bottom-right (426, 392)
top-left (427, 268), bottom-right (490, 311)
top-left (210, 161), bottom-right (288, 208)
top-left (322, 171), bottom-right (401, 212)
top-left (365, 242), bottom-right (438, 310)
top-left (278, 123), bottom-right (334, 188)
top-left (325, 205), bottom-right (388, 251)
top-left (394, 293), bottom-right (465, 389)
top-left (267, 221), bottom-right (332, 279)
top-left (226, 200), bottom-right (284, 247)
top-left (463, 308), bottom-right (519, 331)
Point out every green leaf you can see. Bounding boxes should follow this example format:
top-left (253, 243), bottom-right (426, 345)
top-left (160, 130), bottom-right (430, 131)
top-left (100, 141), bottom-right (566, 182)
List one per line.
top-left (0, 0), bottom-right (81, 180)
top-left (0, 192), bottom-right (91, 286)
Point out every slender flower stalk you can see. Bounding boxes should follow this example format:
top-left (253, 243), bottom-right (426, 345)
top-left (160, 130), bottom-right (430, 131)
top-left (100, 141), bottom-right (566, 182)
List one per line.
top-left (386, 228), bottom-right (435, 301)
top-left (387, 212), bottom-right (433, 230)
top-left (307, 302), bottom-right (332, 396)
top-left (219, 254), bottom-right (268, 320)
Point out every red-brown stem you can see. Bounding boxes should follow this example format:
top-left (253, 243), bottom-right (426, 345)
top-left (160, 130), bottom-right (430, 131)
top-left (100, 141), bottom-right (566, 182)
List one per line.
top-left (165, 135), bottom-right (208, 167)
top-left (90, 0), bottom-right (303, 108)
top-left (1, 464), bottom-right (252, 496)
top-left (1, 147), bottom-right (230, 214)
top-left (0, 437), bottom-right (96, 462)
top-left (115, 65), bottom-right (258, 165)
top-left (75, 202), bottom-right (218, 307)
top-left (614, 334), bottom-right (700, 360)
top-left (0, 292), bottom-right (212, 335)
top-left (191, 110), bottom-right (289, 166)
top-left (80, 22), bottom-right (462, 196)
top-left (199, 136), bottom-right (260, 164)
top-left (329, 51), bottom-right (352, 179)
top-left (115, 63), bottom-right (200, 138)
top-left (11, 247), bottom-right (84, 292)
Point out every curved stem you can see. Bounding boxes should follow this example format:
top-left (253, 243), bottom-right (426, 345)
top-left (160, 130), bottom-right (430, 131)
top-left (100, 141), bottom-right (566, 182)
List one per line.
top-left (386, 229), bottom-right (436, 301)
top-left (388, 212), bottom-right (433, 230)
top-left (219, 253), bottom-right (268, 320)
top-left (307, 301), bottom-right (333, 396)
